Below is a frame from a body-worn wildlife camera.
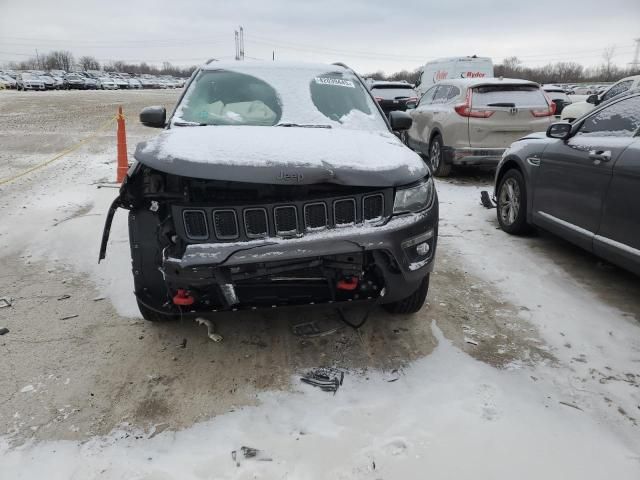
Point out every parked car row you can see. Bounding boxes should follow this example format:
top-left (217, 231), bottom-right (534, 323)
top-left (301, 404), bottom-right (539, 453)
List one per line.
top-left (0, 69), bottom-right (186, 91)
top-left (561, 75), bottom-right (640, 122)
top-left (541, 83), bottom-right (611, 95)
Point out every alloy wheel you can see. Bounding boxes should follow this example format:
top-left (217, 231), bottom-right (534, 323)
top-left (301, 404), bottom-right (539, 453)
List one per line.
top-left (430, 141), bottom-right (440, 171)
top-left (499, 177), bottom-right (521, 226)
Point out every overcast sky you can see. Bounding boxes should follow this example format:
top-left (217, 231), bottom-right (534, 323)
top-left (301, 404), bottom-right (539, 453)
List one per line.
top-left (1, 0), bottom-right (639, 73)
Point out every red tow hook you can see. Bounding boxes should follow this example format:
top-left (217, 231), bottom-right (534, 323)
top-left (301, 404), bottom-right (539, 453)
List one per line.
top-left (336, 277), bottom-right (359, 291)
top-left (172, 289), bottom-right (195, 306)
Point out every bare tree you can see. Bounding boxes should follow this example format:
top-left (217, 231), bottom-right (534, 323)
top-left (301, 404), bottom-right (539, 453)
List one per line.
top-left (553, 62), bottom-right (584, 83)
top-left (79, 56), bottom-right (100, 71)
top-left (601, 46), bottom-right (617, 81)
top-left (44, 50), bottom-right (75, 71)
top-left (495, 56), bottom-right (522, 78)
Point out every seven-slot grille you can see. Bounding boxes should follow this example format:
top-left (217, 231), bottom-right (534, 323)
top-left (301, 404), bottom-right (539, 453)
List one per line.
top-left (179, 192), bottom-right (386, 241)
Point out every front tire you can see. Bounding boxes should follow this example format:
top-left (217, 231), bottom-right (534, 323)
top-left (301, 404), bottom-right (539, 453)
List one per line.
top-left (383, 275), bottom-right (430, 315)
top-left (400, 130), bottom-right (410, 146)
top-left (428, 135), bottom-right (452, 177)
top-left (496, 169), bottom-right (530, 235)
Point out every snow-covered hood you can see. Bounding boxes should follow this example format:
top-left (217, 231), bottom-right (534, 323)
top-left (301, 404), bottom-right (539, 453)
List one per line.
top-left (560, 100), bottom-right (593, 121)
top-left (135, 126), bottom-right (428, 187)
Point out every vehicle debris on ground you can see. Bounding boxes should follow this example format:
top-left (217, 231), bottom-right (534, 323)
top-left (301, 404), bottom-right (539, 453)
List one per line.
top-left (300, 367), bottom-right (345, 393)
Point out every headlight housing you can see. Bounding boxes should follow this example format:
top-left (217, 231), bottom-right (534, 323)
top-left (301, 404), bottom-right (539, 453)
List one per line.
top-left (393, 177), bottom-right (435, 214)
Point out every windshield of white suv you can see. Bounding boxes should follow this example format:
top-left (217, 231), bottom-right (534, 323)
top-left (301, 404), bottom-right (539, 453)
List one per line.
top-left (174, 65), bottom-right (387, 131)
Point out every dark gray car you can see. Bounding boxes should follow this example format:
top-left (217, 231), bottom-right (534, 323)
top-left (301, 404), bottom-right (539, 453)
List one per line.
top-left (493, 91), bottom-right (640, 275)
top-left (100, 61), bottom-right (439, 321)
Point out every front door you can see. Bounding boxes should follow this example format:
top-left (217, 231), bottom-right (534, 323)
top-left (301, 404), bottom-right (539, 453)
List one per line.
top-left (408, 84), bottom-right (442, 154)
top-left (532, 96), bottom-right (638, 251)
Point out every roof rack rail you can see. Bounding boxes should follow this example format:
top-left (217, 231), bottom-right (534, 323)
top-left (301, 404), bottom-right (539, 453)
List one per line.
top-left (205, 58), bottom-right (219, 64)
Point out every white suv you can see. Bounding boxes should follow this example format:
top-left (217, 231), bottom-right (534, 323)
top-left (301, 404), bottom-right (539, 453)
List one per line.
top-left (405, 78), bottom-right (555, 176)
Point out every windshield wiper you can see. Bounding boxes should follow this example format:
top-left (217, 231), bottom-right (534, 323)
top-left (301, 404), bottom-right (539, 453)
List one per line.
top-left (276, 122), bottom-right (332, 129)
top-left (173, 121), bottom-right (207, 126)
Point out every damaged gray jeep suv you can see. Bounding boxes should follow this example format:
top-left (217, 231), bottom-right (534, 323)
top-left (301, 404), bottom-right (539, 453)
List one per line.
top-left (100, 61), bottom-right (438, 321)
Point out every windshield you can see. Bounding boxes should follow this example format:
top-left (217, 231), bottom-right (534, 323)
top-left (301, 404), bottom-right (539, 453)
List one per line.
top-left (371, 85), bottom-right (416, 100)
top-left (174, 65), bottom-right (387, 130)
top-left (472, 85), bottom-right (548, 107)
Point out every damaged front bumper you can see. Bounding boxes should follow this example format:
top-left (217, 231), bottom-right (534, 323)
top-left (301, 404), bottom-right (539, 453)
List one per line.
top-left (99, 167), bottom-right (439, 316)
top-left (157, 206), bottom-right (438, 312)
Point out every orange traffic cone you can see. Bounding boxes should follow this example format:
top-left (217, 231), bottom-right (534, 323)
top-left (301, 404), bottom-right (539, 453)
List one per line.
top-left (116, 106), bottom-right (128, 183)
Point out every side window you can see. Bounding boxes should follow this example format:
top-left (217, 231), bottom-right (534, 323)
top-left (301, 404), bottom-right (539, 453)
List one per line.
top-left (432, 85), bottom-right (451, 104)
top-left (418, 86), bottom-right (438, 106)
top-left (601, 80), bottom-right (633, 102)
top-left (576, 96), bottom-right (640, 137)
top-left (447, 86), bottom-right (461, 101)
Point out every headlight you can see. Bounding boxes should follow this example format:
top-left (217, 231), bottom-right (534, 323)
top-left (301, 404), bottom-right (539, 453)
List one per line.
top-left (393, 177), bottom-right (435, 214)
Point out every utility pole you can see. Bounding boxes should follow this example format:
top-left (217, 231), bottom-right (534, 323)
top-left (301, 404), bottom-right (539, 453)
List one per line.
top-left (35, 49), bottom-right (40, 69)
top-left (272, 50), bottom-right (275, 61)
top-left (630, 38), bottom-right (640, 71)
top-left (239, 26), bottom-right (245, 60)
top-left (234, 30), bottom-right (239, 60)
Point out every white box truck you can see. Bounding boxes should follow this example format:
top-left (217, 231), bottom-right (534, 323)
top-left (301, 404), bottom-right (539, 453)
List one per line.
top-left (415, 56), bottom-right (494, 96)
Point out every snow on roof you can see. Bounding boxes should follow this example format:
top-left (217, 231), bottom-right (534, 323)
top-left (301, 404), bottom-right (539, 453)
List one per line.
top-left (201, 60), bottom-right (348, 73)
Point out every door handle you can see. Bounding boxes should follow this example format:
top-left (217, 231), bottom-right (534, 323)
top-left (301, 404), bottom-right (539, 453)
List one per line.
top-left (588, 150), bottom-right (611, 162)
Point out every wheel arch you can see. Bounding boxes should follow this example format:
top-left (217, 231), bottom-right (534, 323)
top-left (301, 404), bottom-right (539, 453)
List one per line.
top-left (496, 157), bottom-right (534, 223)
top-left (428, 127), bottom-right (443, 147)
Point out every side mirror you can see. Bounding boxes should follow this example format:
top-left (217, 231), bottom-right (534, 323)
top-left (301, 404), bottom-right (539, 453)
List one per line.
top-left (546, 122), bottom-right (572, 140)
top-left (140, 106), bottom-right (166, 128)
top-left (586, 94), bottom-right (599, 105)
top-left (389, 111), bottom-right (412, 131)
top-left (405, 99), bottom-right (417, 110)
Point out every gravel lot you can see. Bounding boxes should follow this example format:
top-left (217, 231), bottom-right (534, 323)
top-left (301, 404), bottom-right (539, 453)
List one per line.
top-left (1, 90), bottom-right (638, 478)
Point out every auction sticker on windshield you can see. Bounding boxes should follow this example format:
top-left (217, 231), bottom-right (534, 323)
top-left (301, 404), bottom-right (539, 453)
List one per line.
top-left (314, 77), bottom-right (355, 88)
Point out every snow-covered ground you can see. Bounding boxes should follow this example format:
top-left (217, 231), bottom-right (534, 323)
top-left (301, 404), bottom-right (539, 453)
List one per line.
top-left (2, 322), bottom-right (637, 479)
top-left (1, 91), bottom-right (639, 479)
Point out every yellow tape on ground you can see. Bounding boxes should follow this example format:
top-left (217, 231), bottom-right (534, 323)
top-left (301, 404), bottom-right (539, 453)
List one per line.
top-left (0, 115), bottom-right (118, 187)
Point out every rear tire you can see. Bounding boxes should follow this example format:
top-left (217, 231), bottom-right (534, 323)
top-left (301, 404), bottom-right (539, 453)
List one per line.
top-left (383, 275), bottom-right (430, 315)
top-left (137, 299), bottom-right (178, 322)
top-left (496, 169), bottom-right (531, 235)
top-left (428, 135), bottom-right (452, 177)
